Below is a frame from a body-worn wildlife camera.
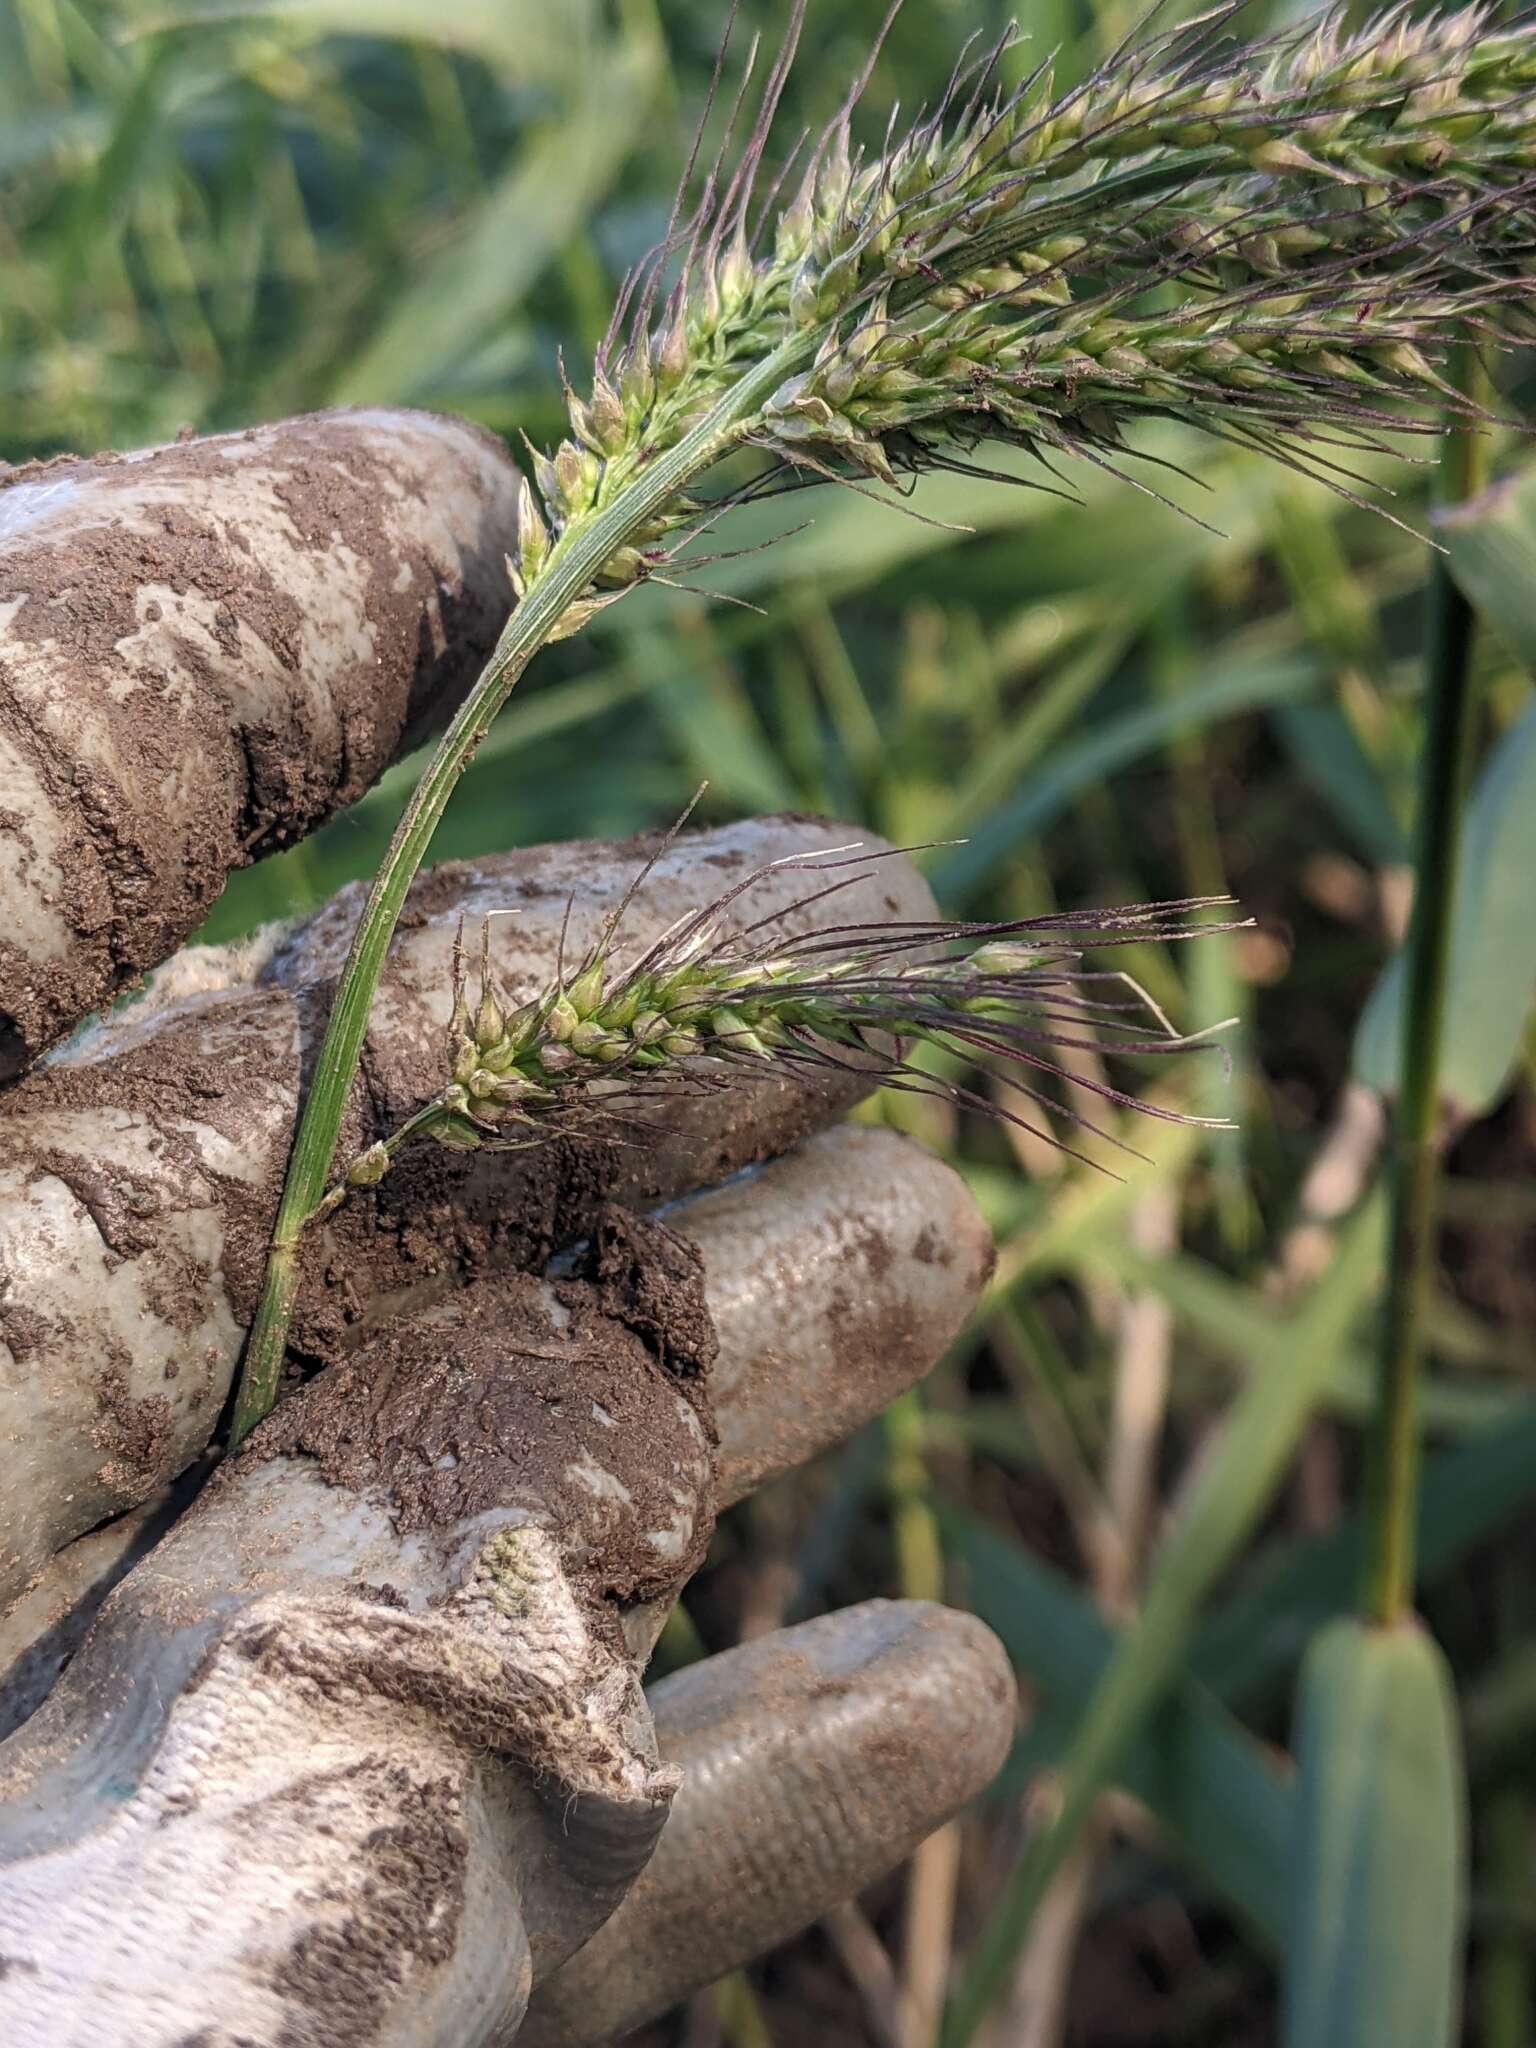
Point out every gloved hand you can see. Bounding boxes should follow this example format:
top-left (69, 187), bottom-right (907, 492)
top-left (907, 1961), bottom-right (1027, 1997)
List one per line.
top-left (0, 411), bottom-right (1016, 2047)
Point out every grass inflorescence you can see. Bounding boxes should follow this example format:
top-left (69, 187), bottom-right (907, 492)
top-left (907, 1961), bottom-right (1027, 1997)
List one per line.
top-left (329, 844), bottom-right (1245, 1210)
top-left (514, 2), bottom-right (1536, 619)
top-left (236, 2), bottom-right (1536, 1443)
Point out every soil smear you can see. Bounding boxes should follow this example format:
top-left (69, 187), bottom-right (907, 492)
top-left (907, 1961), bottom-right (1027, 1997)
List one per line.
top-left (253, 1206), bottom-right (721, 1611)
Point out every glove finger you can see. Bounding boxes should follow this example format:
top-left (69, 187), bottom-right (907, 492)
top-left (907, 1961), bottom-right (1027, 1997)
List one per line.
top-left (0, 1487), bottom-right (180, 1742)
top-left (520, 1600), bottom-right (1017, 2047)
top-left (568, 1122), bottom-right (991, 1669)
top-left (686, 1124), bottom-right (993, 1510)
top-left (0, 818), bottom-right (935, 1608)
top-left (0, 407), bottom-right (523, 1079)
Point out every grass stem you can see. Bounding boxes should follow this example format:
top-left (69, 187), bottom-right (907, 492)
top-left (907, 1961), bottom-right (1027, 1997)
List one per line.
top-left (883, 1392), bottom-right (962, 2048)
top-left (1359, 345), bottom-right (1491, 1626)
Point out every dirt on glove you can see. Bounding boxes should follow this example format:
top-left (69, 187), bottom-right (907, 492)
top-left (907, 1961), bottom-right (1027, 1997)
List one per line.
top-left (252, 1207), bottom-right (721, 1610)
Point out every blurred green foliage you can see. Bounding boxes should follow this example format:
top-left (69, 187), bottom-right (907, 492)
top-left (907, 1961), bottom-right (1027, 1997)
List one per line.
top-left (6, 2), bottom-right (1536, 2042)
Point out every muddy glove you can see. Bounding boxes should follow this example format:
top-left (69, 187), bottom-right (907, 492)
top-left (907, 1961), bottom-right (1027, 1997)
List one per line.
top-left (0, 1137), bottom-right (1010, 2047)
top-left (0, 406), bottom-right (522, 1079)
top-left (0, 416), bottom-right (1016, 2046)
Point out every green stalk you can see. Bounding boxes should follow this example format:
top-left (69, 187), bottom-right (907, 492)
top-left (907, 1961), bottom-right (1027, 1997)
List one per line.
top-left (1481, 1787), bottom-right (1536, 2048)
top-left (228, 332), bottom-right (813, 1443)
top-left (886, 1391), bottom-right (944, 1607)
top-left (1358, 344), bottom-right (1490, 1626)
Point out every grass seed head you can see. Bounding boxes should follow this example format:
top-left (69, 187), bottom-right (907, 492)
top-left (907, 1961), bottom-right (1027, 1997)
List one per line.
top-left (505, 4), bottom-right (1536, 622)
top-left (330, 844), bottom-right (1250, 1206)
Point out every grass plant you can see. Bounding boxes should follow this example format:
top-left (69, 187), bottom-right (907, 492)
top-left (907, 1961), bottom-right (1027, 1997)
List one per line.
top-left (230, 1), bottom-right (1536, 1441)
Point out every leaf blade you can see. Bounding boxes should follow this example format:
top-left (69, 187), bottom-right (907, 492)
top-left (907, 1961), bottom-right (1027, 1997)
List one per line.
top-left (1283, 1617), bottom-right (1465, 2048)
top-left (945, 1507), bottom-right (1293, 1944)
top-left (1354, 695), bottom-right (1536, 1117)
top-left (945, 1198), bottom-right (1383, 2044)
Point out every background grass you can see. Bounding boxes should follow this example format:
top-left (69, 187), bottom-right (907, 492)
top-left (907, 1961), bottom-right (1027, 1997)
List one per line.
top-left (6, 2), bottom-right (1536, 2042)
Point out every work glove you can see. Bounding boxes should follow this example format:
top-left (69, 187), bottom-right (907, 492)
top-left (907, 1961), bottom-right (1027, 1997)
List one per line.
top-left (0, 412), bottom-right (1016, 2047)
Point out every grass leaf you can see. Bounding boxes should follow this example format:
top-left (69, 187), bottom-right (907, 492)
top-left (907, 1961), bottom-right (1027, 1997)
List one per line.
top-left (945, 1197), bottom-right (1382, 2045)
top-left (1283, 1617), bottom-right (1464, 2048)
top-left (1440, 459), bottom-right (1536, 672)
top-left (936, 657), bottom-right (1320, 901)
top-left (1354, 695), bottom-right (1536, 1118)
top-left (1193, 1407), bottom-right (1536, 1712)
top-left (328, 17), bottom-right (660, 403)
top-left (945, 1507), bottom-right (1293, 1944)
